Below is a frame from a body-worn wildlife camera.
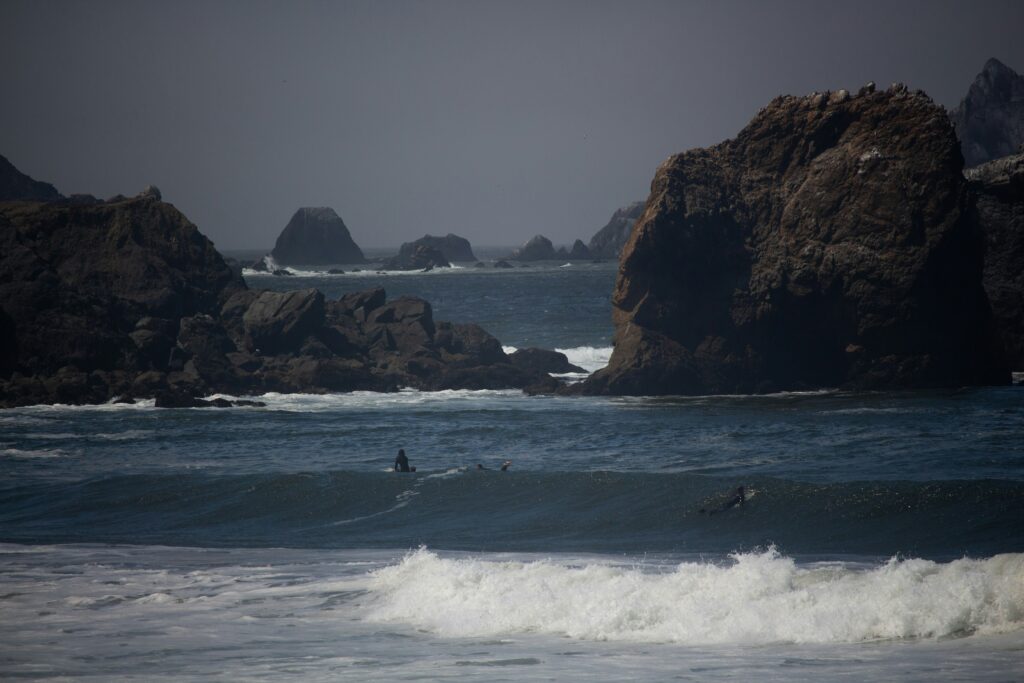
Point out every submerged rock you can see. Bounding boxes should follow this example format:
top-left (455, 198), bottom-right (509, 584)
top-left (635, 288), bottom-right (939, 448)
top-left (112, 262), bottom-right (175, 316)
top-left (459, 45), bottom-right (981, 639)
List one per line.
top-left (271, 207), bottom-right (366, 266)
top-left (579, 86), bottom-right (1009, 396)
top-left (950, 58), bottom-right (1024, 168)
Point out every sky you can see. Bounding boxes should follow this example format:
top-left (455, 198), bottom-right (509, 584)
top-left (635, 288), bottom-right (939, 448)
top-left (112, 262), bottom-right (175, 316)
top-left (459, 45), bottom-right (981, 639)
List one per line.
top-left (2, 1), bottom-right (1023, 251)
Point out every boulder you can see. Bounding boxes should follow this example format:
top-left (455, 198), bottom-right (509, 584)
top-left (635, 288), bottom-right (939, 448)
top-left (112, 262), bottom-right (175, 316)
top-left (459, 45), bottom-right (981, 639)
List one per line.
top-left (579, 86), bottom-right (1008, 396)
top-left (242, 289), bottom-right (325, 355)
top-left (967, 151), bottom-right (1024, 369)
top-left (509, 348), bottom-right (586, 374)
top-left (587, 201), bottom-right (644, 259)
top-left (271, 207), bottom-right (366, 265)
top-left (950, 58), bottom-right (1024, 168)
top-left (398, 233), bottom-right (476, 262)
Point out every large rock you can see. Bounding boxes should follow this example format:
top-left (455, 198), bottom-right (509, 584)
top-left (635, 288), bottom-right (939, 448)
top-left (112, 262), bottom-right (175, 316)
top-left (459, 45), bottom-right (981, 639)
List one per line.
top-left (0, 154), bottom-right (63, 202)
top-left (568, 239), bottom-right (591, 259)
top-left (950, 58), bottom-right (1024, 168)
top-left (510, 234), bottom-right (558, 260)
top-left (242, 289), bottom-right (325, 355)
top-left (509, 348), bottom-right (586, 374)
top-left (580, 84), bottom-right (1009, 396)
top-left (968, 151), bottom-right (1024, 369)
top-left (380, 244), bottom-right (451, 271)
top-left (587, 201), bottom-right (644, 259)
top-left (271, 207), bottom-right (366, 265)
top-left (398, 233), bottom-right (476, 262)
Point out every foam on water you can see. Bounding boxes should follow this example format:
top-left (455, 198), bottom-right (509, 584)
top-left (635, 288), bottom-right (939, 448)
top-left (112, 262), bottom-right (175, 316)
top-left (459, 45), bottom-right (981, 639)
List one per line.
top-left (366, 548), bottom-right (1024, 645)
top-left (501, 345), bottom-right (613, 373)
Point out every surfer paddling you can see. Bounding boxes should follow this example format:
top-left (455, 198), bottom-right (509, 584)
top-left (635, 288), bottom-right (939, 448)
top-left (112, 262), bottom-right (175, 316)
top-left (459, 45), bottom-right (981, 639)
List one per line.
top-left (699, 486), bottom-right (746, 514)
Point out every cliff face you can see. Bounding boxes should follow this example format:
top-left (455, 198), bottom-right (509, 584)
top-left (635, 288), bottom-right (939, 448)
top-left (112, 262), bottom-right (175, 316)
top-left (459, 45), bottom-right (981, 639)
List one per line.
top-left (0, 154), bottom-right (63, 201)
top-left (587, 201), bottom-right (644, 259)
top-left (967, 152), bottom-right (1024, 369)
top-left (581, 84), bottom-right (1008, 396)
top-left (950, 58), bottom-right (1024, 168)
top-left (398, 233), bottom-right (475, 262)
top-left (271, 207), bottom-right (366, 265)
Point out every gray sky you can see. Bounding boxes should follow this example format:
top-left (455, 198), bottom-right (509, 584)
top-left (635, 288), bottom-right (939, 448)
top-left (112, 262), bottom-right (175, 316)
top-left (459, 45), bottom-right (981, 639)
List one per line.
top-left (2, 1), bottom-right (1022, 250)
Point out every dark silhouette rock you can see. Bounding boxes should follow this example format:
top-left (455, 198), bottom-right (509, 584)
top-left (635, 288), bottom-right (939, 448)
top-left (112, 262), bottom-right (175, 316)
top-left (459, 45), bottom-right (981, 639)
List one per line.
top-left (967, 151), bottom-right (1024, 369)
top-left (587, 202), bottom-right (644, 259)
top-left (243, 289), bottom-right (325, 355)
top-left (399, 233), bottom-right (476, 262)
top-left (271, 207), bottom-right (366, 265)
top-left (950, 58), bottom-right (1024, 168)
top-left (380, 244), bottom-right (450, 271)
top-left (568, 239), bottom-right (591, 259)
top-left (579, 85), bottom-right (1009, 396)
top-left (493, 260), bottom-right (514, 268)
top-left (509, 348), bottom-right (586, 374)
top-left (510, 234), bottom-right (557, 260)
top-left (0, 153), bottom-right (62, 201)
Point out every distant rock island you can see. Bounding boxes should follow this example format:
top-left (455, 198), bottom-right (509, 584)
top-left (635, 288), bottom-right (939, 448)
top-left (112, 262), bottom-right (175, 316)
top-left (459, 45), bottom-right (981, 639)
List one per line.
top-left (380, 244), bottom-right (451, 271)
top-left (0, 165), bottom-right (565, 408)
top-left (0, 153), bottom-right (63, 202)
top-left (950, 58), bottom-right (1024, 168)
top-left (578, 83), bottom-right (1013, 396)
top-left (271, 207), bottom-right (366, 265)
top-left (399, 233), bottom-right (475, 262)
top-left (586, 201), bottom-right (644, 259)
top-left (508, 234), bottom-right (575, 261)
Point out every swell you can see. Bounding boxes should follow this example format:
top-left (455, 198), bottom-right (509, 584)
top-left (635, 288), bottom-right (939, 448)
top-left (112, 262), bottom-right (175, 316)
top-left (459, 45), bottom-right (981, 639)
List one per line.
top-left (1, 471), bottom-right (1021, 558)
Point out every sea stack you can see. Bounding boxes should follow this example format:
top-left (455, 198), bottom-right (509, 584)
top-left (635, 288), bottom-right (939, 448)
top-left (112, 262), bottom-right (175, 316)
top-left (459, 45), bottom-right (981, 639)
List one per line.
top-left (587, 201), bottom-right (644, 259)
top-left (510, 234), bottom-right (558, 260)
top-left (398, 233), bottom-right (476, 262)
top-left (950, 58), bottom-right (1024, 168)
top-left (271, 207), bottom-right (366, 265)
top-left (579, 84), bottom-right (1009, 395)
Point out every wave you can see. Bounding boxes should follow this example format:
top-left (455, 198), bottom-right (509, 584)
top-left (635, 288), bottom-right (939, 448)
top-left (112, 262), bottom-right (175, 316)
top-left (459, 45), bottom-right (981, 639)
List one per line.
top-left (365, 547), bottom-right (1024, 645)
top-left (2, 472), bottom-right (1021, 558)
top-left (242, 255), bottom-right (469, 278)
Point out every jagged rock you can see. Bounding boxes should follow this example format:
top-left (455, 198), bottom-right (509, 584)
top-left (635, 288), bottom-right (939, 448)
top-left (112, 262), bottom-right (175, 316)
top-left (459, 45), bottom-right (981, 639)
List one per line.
top-left (243, 289), bottom-right (325, 355)
top-left (578, 87), bottom-right (1008, 396)
top-left (509, 348), bottom-right (586, 374)
top-left (568, 239), bottom-right (591, 259)
top-left (398, 233), bottom-right (476, 262)
top-left (950, 58), bottom-right (1024, 167)
top-left (380, 244), bottom-right (450, 271)
top-left (587, 202), bottom-right (645, 259)
top-left (271, 207), bottom-right (366, 265)
top-left (0, 153), bottom-right (62, 201)
top-left (967, 152), bottom-right (1024, 369)
top-left (510, 234), bottom-right (558, 260)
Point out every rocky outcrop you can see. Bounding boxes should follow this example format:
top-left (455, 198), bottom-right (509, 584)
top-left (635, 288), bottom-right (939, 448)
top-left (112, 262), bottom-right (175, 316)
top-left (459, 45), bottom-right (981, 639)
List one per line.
top-left (578, 84), bottom-right (1009, 396)
top-left (587, 201), bottom-right (644, 259)
top-left (398, 233), bottom-right (475, 262)
top-left (950, 58), bottom-right (1024, 168)
top-left (568, 239), bottom-right (591, 259)
top-left (0, 161), bottom-right (561, 406)
top-left (380, 244), bottom-right (451, 271)
top-left (968, 152), bottom-right (1024, 369)
top-left (0, 154), bottom-right (63, 202)
top-left (510, 234), bottom-right (558, 260)
top-left (271, 207), bottom-right (366, 265)
top-left (509, 348), bottom-right (586, 374)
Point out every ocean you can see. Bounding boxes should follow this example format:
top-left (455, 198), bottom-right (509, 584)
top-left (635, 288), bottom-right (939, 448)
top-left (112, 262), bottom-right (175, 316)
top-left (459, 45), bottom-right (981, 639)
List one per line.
top-left (1, 254), bottom-right (1022, 681)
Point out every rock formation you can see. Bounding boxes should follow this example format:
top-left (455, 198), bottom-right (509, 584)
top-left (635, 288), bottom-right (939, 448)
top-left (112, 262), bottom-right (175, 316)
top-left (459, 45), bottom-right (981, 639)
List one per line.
top-left (0, 154), bottom-right (63, 201)
top-left (510, 234), bottom-right (558, 260)
top-left (271, 207), bottom-right (366, 265)
top-left (568, 239), bottom-right (591, 259)
top-left (578, 84), bottom-right (1009, 396)
top-left (0, 163), bottom-right (563, 407)
top-left (587, 201), bottom-right (644, 259)
top-left (950, 58), bottom-right (1024, 168)
top-left (380, 244), bottom-right (451, 271)
top-left (967, 151), bottom-right (1024, 369)
top-left (398, 233), bottom-right (475, 262)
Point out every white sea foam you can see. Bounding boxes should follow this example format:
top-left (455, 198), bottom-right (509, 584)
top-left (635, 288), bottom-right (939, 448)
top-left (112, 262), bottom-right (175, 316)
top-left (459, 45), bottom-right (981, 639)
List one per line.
top-left (204, 388), bottom-right (529, 412)
top-left (366, 548), bottom-right (1024, 645)
top-left (555, 345), bottom-right (613, 373)
top-left (0, 447), bottom-right (67, 459)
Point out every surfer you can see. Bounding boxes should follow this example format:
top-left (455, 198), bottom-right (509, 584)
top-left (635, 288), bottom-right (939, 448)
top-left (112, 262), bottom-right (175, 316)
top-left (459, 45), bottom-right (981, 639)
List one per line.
top-left (699, 486), bottom-right (746, 514)
top-left (500, 460), bottom-right (512, 471)
top-left (394, 449), bottom-right (412, 472)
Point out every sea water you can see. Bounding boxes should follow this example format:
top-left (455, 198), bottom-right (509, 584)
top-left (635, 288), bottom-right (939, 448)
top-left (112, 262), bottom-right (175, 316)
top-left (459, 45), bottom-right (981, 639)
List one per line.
top-left (1, 258), bottom-right (1022, 681)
